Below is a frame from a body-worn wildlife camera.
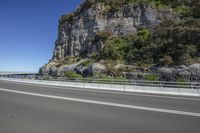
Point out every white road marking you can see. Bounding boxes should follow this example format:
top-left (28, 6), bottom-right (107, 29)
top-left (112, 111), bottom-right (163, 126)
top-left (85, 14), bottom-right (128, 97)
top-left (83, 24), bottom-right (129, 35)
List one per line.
top-left (0, 87), bottom-right (200, 117)
top-left (1, 79), bottom-right (200, 101)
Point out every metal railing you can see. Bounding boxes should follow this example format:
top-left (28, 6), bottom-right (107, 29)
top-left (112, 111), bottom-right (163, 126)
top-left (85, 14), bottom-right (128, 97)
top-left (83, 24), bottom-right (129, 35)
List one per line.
top-left (1, 75), bottom-right (200, 89)
top-left (32, 76), bottom-right (200, 89)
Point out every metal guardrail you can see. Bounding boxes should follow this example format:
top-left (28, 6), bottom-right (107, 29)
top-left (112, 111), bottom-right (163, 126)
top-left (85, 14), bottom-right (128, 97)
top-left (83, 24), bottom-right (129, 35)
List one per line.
top-left (35, 77), bottom-right (200, 89)
top-left (1, 75), bottom-right (200, 89)
top-left (1, 77), bottom-right (200, 97)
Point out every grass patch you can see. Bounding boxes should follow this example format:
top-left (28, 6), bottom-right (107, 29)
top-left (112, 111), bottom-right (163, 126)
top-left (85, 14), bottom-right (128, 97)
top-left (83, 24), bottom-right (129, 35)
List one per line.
top-left (144, 74), bottom-right (158, 81)
top-left (64, 71), bottom-right (83, 79)
top-left (80, 60), bottom-right (92, 67)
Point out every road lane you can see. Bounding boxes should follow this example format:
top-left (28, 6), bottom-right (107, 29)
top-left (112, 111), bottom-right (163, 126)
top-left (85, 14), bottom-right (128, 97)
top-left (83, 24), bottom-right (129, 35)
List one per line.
top-left (1, 87), bottom-right (200, 117)
top-left (0, 80), bottom-right (200, 133)
top-left (0, 80), bottom-right (200, 113)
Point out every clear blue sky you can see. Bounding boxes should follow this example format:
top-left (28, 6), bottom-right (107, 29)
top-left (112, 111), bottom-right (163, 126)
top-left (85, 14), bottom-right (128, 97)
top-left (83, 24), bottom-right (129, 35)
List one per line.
top-left (0, 0), bottom-right (81, 72)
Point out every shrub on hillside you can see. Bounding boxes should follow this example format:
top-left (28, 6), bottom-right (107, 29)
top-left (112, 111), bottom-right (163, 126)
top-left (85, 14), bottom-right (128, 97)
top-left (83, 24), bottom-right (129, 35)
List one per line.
top-left (64, 71), bottom-right (83, 79)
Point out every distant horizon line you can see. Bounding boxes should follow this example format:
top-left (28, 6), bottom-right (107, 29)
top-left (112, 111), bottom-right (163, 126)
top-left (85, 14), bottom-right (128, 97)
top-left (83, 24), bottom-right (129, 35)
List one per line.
top-left (0, 71), bottom-right (38, 73)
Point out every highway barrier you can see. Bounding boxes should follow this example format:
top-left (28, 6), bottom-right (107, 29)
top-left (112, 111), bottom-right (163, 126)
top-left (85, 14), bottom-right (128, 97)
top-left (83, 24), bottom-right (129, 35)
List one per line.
top-left (0, 77), bottom-right (200, 97)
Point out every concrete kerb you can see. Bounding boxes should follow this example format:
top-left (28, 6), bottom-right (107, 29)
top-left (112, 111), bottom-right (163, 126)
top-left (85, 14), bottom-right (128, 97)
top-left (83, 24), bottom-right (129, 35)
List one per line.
top-left (179, 88), bottom-right (200, 97)
top-left (0, 78), bottom-right (200, 97)
top-left (125, 85), bottom-right (178, 95)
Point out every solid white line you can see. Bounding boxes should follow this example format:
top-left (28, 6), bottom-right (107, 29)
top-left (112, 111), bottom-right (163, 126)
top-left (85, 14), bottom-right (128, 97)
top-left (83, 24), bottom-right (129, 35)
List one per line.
top-left (1, 79), bottom-right (200, 101)
top-left (0, 87), bottom-right (200, 117)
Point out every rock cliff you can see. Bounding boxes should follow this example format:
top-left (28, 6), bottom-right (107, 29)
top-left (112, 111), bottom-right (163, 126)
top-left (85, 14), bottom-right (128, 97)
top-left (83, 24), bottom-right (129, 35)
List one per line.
top-left (40, 1), bottom-right (176, 77)
top-left (40, 0), bottom-right (200, 81)
top-left (52, 2), bottom-right (173, 61)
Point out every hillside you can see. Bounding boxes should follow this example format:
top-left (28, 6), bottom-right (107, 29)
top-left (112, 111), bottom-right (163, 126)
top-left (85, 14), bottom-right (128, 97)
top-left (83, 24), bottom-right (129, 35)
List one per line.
top-left (39, 0), bottom-right (200, 81)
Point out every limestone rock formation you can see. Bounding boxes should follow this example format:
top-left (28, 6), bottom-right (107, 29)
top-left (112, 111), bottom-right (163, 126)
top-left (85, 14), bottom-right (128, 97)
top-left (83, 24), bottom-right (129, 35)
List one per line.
top-left (84, 62), bottom-right (106, 76)
top-left (52, 2), bottom-right (174, 61)
top-left (158, 64), bottom-right (200, 81)
top-left (39, 1), bottom-right (176, 77)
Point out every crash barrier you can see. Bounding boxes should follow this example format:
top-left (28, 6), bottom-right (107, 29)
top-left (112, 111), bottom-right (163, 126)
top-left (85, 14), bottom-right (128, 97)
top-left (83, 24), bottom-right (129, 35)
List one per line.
top-left (0, 77), bottom-right (199, 97)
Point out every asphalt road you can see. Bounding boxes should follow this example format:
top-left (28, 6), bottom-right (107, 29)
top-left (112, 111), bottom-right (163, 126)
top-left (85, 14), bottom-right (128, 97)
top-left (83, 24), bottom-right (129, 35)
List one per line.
top-left (0, 80), bottom-right (200, 133)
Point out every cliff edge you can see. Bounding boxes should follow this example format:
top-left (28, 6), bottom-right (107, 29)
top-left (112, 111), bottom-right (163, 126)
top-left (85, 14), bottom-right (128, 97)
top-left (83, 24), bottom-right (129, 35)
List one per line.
top-left (39, 0), bottom-right (200, 81)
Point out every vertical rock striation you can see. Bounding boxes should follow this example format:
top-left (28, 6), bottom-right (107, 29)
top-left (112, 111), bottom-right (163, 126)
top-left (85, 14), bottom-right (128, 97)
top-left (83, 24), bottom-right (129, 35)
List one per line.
top-left (52, 3), bottom-right (174, 61)
top-left (40, 2), bottom-right (175, 77)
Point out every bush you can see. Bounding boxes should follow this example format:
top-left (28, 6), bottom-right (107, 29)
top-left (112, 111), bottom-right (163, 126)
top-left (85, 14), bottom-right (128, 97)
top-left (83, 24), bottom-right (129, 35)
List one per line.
top-left (96, 31), bottom-right (113, 42)
top-left (144, 74), bottom-right (158, 81)
top-left (60, 0), bottom-right (200, 68)
top-left (137, 29), bottom-right (151, 40)
top-left (124, 29), bottom-right (153, 65)
top-left (43, 76), bottom-right (50, 80)
top-left (153, 26), bottom-right (200, 65)
top-left (59, 13), bottom-right (74, 27)
top-left (99, 41), bottom-right (122, 60)
top-left (80, 60), bottom-right (92, 67)
top-left (159, 55), bottom-right (174, 66)
top-left (64, 71), bottom-right (83, 79)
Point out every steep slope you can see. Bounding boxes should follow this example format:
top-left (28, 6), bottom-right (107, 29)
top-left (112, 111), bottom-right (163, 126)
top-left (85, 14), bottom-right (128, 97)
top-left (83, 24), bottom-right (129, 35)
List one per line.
top-left (39, 0), bottom-right (200, 81)
top-left (53, 2), bottom-right (174, 60)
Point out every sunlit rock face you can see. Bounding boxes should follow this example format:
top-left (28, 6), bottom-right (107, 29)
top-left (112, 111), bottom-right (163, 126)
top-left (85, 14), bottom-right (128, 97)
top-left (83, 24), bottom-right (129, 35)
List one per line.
top-left (39, 1), bottom-right (175, 77)
top-left (52, 3), bottom-right (174, 61)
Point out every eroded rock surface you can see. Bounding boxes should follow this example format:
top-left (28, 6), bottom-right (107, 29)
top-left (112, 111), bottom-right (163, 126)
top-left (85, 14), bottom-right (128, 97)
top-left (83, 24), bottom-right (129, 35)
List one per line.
top-left (40, 2), bottom-right (176, 77)
top-left (52, 3), bottom-right (174, 61)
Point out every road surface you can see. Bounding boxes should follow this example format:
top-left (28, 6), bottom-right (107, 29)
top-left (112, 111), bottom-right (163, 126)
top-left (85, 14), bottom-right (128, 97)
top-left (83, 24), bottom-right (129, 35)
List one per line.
top-left (0, 79), bottom-right (200, 133)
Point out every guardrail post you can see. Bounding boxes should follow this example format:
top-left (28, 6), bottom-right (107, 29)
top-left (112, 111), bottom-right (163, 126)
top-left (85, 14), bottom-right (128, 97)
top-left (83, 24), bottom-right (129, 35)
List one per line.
top-left (160, 82), bottom-right (162, 88)
top-left (190, 83), bottom-right (193, 89)
top-left (178, 88), bottom-right (181, 96)
top-left (84, 79), bottom-right (85, 88)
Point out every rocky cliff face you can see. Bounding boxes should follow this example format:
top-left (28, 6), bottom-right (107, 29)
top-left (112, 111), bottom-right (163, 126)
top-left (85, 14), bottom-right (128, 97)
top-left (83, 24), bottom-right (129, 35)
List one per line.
top-left (52, 3), bottom-right (174, 61)
top-left (39, 1), bottom-right (176, 77)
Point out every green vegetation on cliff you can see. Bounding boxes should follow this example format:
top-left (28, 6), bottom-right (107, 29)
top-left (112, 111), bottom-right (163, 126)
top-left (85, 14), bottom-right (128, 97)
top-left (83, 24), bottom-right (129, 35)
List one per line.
top-left (39, 0), bottom-right (200, 83)
top-left (80, 0), bottom-right (200, 16)
top-left (58, 0), bottom-right (200, 67)
top-left (95, 23), bottom-right (200, 66)
top-left (80, 0), bottom-right (200, 66)
top-left (64, 71), bottom-right (83, 79)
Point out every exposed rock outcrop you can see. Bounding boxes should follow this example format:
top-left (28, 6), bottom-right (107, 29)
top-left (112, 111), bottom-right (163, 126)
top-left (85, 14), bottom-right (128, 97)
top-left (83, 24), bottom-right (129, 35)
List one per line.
top-left (158, 64), bottom-right (200, 81)
top-left (52, 3), bottom-right (175, 61)
top-left (83, 62), bottom-right (106, 76)
top-left (39, 1), bottom-right (177, 78)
